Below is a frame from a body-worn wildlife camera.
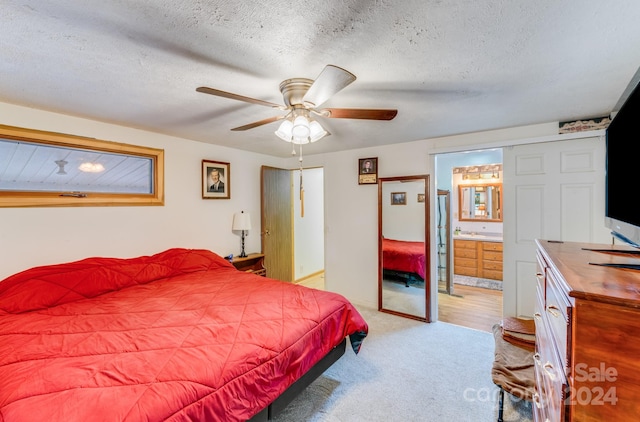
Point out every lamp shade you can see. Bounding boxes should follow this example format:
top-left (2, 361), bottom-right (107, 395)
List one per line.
top-left (232, 211), bottom-right (251, 231)
top-left (308, 120), bottom-right (328, 142)
top-left (274, 120), bottom-right (293, 141)
top-left (291, 115), bottom-right (310, 139)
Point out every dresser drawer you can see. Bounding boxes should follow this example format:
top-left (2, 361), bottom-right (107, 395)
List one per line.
top-left (482, 260), bottom-right (502, 271)
top-left (533, 352), bottom-right (555, 422)
top-left (483, 241), bottom-right (503, 252)
top-left (483, 250), bottom-right (502, 262)
top-left (482, 269), bottom-right (502, 280)
top-left (454, 247), bottom-right (477, 258)
top-left (453, 264), bottom-right (477, 277)
top-left (545, 270), bottom-right (571, 373)
top-left (534, 287), bottom-right (567, 422)
top-left (535, 251), bottom-right (546, 298)
top-left (534, 288), bottom-right (565, 386)
top-left (534, 352), bottom-right (566, 422)
top-left (454, 239), bottom-right (476, 249)
top-left (454, 256), bottom-right (476, 267)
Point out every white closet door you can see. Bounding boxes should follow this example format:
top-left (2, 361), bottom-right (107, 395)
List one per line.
top-left (502, 135), bottom-right (609, 318)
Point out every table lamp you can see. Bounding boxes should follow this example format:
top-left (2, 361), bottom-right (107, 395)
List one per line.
top-left (232, 211), bottom-right (251, 258)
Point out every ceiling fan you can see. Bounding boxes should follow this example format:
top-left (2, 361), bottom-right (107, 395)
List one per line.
top-left (196, 65), bottom-right (398, 144)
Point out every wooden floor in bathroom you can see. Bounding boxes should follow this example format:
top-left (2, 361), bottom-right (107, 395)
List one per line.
top-left (437, 284), bottom-right (502, 332)
top-left (298, 273), bottom-right (502, 333)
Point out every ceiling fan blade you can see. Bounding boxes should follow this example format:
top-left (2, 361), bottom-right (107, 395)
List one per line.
top-left (230, 115), bottom-right (286, 131)
top-left (302, 65), bottom-right (356, 108)
top-left (319, 108), bottom-right (398, 120)
top-left (196, 86), bottom-right (285, 109)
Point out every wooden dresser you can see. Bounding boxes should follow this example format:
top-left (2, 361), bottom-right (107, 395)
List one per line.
top-left (454, 239), bottom-right (503, 280)
top-left (534, 239), bottom-right (640, 421)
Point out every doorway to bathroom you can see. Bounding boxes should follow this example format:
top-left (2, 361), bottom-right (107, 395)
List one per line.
top-left (434, 148), bottom-right (503, 332)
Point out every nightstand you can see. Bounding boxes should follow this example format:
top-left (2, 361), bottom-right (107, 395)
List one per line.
top-left (230, 253), bottom-right (266, 277)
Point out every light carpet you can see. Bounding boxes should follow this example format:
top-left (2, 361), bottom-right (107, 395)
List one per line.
top-left (272, 306), bottom-right (533, 422)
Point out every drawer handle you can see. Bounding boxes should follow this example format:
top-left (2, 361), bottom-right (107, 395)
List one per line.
top-left (532, 392), bottom-right (542, 408)
top-left (536, 271), bottom-right (543, 279)
top-left (533, 312), bottom-right (542, 321)
top-left (543, 362), bottom-right (556, 381)
top-left (533, 353), bottom-right (541, 366)
top-left (546, 304), bottom-right (561, 318)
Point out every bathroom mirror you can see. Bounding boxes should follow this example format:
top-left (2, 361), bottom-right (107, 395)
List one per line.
top-left (458, 183), bottom-right (502, 222)
top-left (378, 175), bottom-right (430, 321)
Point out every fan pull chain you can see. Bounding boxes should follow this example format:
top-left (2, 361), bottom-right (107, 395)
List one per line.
top-left (299, 143), bottom-right (304, 218)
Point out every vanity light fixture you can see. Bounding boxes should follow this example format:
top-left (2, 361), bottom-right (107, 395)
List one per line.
top-left (455, 164), bottom-right (502, 181)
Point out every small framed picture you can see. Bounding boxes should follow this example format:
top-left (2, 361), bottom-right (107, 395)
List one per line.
top-left (417, 193), bottom-right (425, 203)
top-left (358, 157), bottom-right (378, 185)
top-left (391, 192), bottom-right (406, 205)
top-left (202, 160), bottom-right (230, 199)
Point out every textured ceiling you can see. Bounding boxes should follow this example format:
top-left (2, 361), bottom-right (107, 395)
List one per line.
top-left (2, 1), bottom-right (640, 157)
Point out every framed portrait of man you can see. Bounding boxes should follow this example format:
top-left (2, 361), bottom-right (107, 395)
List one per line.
top-left (202, 160), bottom-right (230, 199)
top-left (358, 157), bottom-right (378, 185)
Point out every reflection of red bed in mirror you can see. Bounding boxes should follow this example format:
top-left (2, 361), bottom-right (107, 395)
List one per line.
top-left (382, 238), bottom-right (426, 283)
top-left (0, 248), bottom-right (368, 422)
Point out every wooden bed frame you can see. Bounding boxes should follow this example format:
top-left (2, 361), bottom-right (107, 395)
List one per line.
top-left (248, 339), bottom-right (347, 421)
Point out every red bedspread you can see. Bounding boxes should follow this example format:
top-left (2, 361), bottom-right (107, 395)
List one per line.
top-left (0, 248), bottom-right (367, 422)
top-left (382, 238), bottom-right (426, 280)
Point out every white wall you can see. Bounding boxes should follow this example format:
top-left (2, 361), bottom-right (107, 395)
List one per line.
top-left (0, 102), bottom-right (285, 280)
top-left (382, 180), bottom-right (425, 242)
top-left (294, 122), bottom-right (563, 315)
top-left (292, 167), bottom-right (324, 280)
top-left (2, 100), bottom-right (577, 320)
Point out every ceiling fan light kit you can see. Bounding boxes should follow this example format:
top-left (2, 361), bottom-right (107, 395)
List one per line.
top-left (197, 64), bottom-right (396, 216)
top-left (196, 64), bottom-right (398, 145)
top-left (275, 111), bottom-right (328, 144)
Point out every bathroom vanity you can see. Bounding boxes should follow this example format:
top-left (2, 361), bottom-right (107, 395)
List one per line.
top-left (453, 234), bottom-right (503, 280)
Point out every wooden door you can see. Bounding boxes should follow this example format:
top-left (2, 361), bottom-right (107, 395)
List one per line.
top-left (261, 166), bottom-right (294, 282)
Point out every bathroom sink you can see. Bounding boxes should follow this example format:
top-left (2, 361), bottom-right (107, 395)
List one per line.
top-left (454, 233), bottom-right (503, 242)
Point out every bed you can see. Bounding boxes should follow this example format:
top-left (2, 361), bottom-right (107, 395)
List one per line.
top-left (0, 248), bottom-right (368, 421)
top-left (382, 238), bottom-right (426, 286)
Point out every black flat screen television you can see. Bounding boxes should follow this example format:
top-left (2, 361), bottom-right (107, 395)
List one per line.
top-left (605, 68), bottom-right (640, 248)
